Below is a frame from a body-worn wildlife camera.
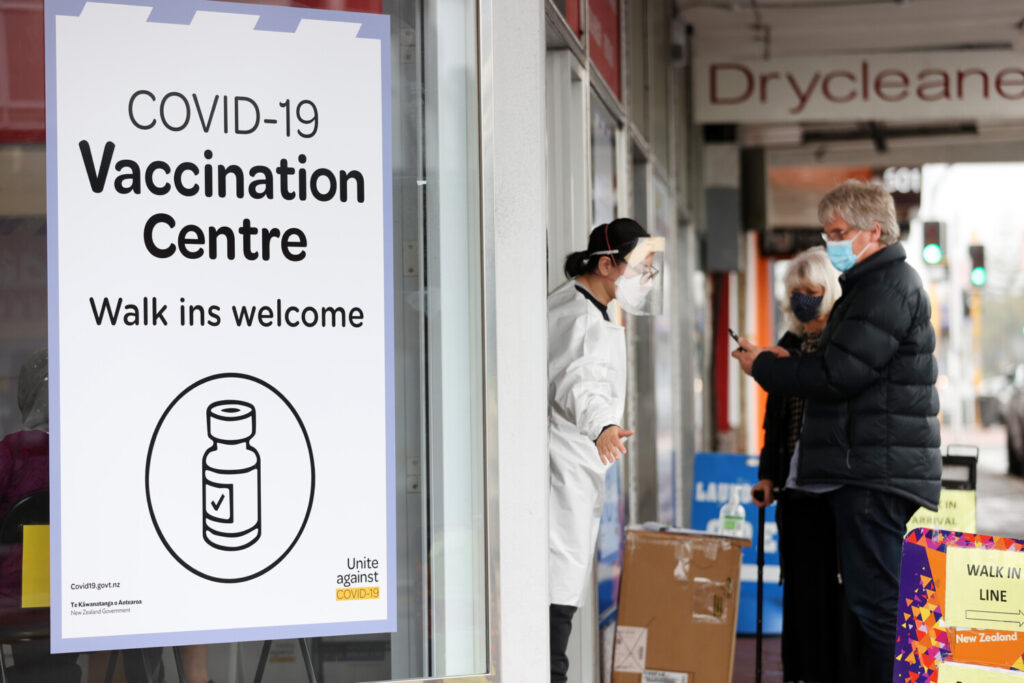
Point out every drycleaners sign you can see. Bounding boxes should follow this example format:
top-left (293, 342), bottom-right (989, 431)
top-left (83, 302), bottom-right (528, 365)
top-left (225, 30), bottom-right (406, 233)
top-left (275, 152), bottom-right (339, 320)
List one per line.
top-left (694, 50), bottom-right (1024, 123)
top-left (45, 0), bottom-right (394, 651)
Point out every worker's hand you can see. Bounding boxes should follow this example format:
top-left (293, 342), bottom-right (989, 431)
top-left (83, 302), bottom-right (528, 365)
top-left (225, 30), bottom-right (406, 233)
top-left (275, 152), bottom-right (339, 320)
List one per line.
top-left (765, 345), bottom-right (791, 359)
top-left (730, 337), bottom-right (764, 376)
top-left (596, 426), bottom-right (634, 465)
top-left (751, 479), bottom-right (775, 507)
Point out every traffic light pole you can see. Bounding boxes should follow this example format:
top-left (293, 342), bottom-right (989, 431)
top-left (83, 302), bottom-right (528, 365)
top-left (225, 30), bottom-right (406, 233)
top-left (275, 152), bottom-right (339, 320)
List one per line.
top-left (970, 289), bottom-right (983, 414)
top-left (946, 224), bottom-right (968, 443)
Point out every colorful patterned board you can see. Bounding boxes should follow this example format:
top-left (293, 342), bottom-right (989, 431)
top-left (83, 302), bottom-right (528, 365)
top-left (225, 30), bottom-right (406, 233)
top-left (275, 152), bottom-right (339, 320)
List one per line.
top-left (895, 528), bottom-right (1024, 682)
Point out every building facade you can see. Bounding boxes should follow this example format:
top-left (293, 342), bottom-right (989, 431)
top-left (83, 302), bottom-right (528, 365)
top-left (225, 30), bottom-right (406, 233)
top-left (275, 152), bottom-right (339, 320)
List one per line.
top-left (0, 0), bottom-right (712, 680)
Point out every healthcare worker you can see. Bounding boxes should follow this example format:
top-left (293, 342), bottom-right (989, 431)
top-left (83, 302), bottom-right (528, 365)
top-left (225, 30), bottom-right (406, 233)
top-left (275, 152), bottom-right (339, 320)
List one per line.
top-left (548, 219), bottom-right (664, 683)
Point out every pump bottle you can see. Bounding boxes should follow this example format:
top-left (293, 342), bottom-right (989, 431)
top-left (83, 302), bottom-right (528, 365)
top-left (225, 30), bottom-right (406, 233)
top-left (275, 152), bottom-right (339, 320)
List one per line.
top-left (717, 484), bottom-right (747, 538)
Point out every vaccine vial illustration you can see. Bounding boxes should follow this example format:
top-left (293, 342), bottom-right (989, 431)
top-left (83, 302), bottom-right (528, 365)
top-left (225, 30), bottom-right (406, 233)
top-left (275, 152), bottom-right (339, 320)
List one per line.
top-left (203, 400), bottom-right (261, 550)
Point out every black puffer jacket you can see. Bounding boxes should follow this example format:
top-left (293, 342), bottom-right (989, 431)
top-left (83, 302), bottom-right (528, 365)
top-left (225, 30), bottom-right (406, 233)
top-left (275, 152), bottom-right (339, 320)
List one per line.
top-left (752, 243), bottom-right (941, 509)
top-left (758, 332), bottom-right (802, 487)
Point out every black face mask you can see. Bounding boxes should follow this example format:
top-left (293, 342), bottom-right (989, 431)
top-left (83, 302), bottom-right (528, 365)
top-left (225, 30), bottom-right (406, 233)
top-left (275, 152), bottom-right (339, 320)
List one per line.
top-left (790, 292), bottom-right (823, 323)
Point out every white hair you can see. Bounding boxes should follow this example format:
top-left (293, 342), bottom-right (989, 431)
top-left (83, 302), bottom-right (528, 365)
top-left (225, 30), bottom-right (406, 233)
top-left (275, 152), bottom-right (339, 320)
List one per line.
top-left (817, 179), bottom-right (900, 245)
top-left (781, 246), bottom-right (842, 334)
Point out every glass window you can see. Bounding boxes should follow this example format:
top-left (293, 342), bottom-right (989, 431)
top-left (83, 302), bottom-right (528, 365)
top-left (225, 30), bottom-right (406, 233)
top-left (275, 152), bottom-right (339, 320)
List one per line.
top-left (629, 148), bottom-right (658, 525)
top-left (673, 66), bottom-right (690, 203)
top-left (626, 0), bottom-right (647, 141)
top-left (652, 177), bottom-right (677, 525)
top-left (0, 0), bottom-right (486, 680)
top-left (590, 91), bottom-right (624, 661)
top-left (648, 1), bottom-right (670, 169)
top-left (591, 97), bottom-right (618, 225)
top-left (545, 53), bottom-right (588, 290)
top-left (0, 0), bottom-right (44, 145)
top-left (551, 0), bottom-right (582, 39)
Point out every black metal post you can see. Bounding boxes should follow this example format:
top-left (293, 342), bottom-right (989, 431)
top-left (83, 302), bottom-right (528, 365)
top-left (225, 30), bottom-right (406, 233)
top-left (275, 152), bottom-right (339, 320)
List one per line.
top-left (756, 503), bottom-right (765, 683)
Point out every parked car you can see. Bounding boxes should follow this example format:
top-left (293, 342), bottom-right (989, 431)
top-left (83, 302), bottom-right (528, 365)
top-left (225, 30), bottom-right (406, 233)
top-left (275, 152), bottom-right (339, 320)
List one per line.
top-left (978, 374), bottom-right (1011, 428)
top-left (1002, 365), bottom-right (1024, 476)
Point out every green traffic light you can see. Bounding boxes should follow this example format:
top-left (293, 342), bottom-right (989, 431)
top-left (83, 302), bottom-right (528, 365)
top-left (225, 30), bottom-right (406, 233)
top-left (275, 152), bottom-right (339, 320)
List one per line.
top-left (970, 266), bottom-right (987, 287)
top-left (923, 243), bottom-right (943, 265)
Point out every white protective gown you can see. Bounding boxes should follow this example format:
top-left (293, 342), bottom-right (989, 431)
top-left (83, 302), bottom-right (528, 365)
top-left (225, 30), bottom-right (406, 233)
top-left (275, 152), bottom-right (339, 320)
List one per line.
top-left (548, 280), bottom-right (627, 607)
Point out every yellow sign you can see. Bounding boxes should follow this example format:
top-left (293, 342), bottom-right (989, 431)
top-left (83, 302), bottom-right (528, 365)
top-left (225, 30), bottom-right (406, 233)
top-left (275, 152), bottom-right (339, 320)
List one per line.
top-left (946, 547), bottom-right (1024, 632)
top-left (907, 489), bottom-right (977, 535)
top-left (336, 586), bottom-right (380, 601)
top-left (21, 524), bottom-right (49, 608)
top-left (937, 660), bottom-right (1024, 682)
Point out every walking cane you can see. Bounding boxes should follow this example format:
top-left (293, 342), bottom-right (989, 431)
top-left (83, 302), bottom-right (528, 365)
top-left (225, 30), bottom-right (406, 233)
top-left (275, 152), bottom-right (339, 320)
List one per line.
top-left (752, 488), bottom-right (766, 683)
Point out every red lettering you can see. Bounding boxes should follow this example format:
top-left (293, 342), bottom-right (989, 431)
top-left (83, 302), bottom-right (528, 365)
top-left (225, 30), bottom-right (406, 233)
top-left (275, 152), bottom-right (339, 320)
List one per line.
top-left (996, 68), bottom-right (1024, 100)
top-left (957, 68), bottom-right (989, 99)
top-left (822, 71), bottom-right (856, 103)
top-left (710, 63), bottom-right (754, 105)
top-left (708, 62), bottom-right (1022, 111)
top-left (874, 69), bottom-right (909, 102)
top-left (786, 72), bottom-right (821, 114)
top-left (917, 69), bottom-right (950, 101)
top-left (758, 72), bottom-right (779, 103)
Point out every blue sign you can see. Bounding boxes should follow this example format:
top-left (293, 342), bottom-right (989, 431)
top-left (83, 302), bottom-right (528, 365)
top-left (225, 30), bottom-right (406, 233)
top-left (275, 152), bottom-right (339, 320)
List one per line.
top-left (597, 460), bottom-right (625, 627)
top-left (691, 452), bottom-right (783, 635)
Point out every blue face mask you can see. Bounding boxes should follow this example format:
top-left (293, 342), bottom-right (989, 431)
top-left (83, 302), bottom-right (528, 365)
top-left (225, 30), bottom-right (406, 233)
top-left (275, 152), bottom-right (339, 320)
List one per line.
top-left (790, 292), bottom-right (823, 323)
top-left (826, 239), bottom-right (862, 272)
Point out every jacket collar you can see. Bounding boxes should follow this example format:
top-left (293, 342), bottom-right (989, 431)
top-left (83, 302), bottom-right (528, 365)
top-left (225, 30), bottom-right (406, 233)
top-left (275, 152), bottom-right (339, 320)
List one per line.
top-left (840, 242), bottom-right (906, 290)
top-left (778, 331), bottom-right (802, 350)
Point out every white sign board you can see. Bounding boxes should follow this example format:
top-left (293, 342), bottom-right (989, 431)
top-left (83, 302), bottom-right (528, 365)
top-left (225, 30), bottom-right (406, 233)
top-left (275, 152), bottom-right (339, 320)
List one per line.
top-left (45, 0), bottom-right (394, 651)
top-left (694, 51), bottom-right (1024, 123)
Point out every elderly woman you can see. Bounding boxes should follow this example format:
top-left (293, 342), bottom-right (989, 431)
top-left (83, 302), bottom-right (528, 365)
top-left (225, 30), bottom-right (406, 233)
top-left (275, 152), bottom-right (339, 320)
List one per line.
top-left (750, 246), bottom-right (846, 683)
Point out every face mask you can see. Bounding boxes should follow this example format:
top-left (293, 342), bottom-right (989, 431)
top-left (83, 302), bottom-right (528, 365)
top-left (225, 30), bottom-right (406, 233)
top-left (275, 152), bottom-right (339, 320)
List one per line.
top-left (615, 272), bottom-right (654, 315)
top-left (826, 237), bottom-right (869, 272)
top-left (790, 292), bottom-right (823, 323)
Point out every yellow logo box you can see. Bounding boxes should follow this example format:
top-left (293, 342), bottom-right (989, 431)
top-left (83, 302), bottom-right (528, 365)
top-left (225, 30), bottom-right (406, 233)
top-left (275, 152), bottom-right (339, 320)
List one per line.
top-left (336, 587), bottom-right (380, 601)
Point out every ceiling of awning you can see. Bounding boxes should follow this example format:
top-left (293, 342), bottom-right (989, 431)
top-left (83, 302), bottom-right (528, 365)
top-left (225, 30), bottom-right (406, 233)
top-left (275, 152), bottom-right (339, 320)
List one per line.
top-left (677, 0), bottom-right (1024, 158)
top-left (677, 0), bottom-right (1024, 60)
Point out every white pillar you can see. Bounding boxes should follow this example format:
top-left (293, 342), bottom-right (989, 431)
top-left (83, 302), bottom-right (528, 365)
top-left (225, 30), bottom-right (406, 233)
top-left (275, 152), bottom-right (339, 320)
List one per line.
top-left (491, 0), bottom-right (550, 679)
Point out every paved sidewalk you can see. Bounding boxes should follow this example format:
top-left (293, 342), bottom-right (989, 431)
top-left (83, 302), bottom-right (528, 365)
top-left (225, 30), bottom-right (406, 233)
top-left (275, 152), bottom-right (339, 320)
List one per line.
top-left (956, 426), bottom-right (1024, 540)
top-left (733, 635), bottom-right (782, 683)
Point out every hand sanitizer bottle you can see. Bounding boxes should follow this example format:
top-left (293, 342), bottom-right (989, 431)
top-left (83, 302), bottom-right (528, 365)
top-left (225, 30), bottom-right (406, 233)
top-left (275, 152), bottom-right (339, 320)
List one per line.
top-left (717, 485), bottom-right (746, 538)
top-left (203, 400), bottom-right (261, 550)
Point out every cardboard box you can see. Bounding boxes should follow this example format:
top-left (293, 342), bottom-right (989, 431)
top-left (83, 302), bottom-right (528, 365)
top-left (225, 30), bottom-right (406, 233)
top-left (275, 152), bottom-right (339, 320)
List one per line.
top-left (612, 528), bottom-right (749, 683)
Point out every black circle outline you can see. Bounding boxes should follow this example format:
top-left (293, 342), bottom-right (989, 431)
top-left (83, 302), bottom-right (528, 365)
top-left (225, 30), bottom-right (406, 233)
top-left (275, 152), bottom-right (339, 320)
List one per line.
top-left (145, 373), bottom-right (315, 583)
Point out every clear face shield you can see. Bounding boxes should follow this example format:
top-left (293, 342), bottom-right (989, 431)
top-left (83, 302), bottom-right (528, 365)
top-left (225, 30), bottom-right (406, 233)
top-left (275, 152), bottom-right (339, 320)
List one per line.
top-left (592, 236), bottom-right (666, 316)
